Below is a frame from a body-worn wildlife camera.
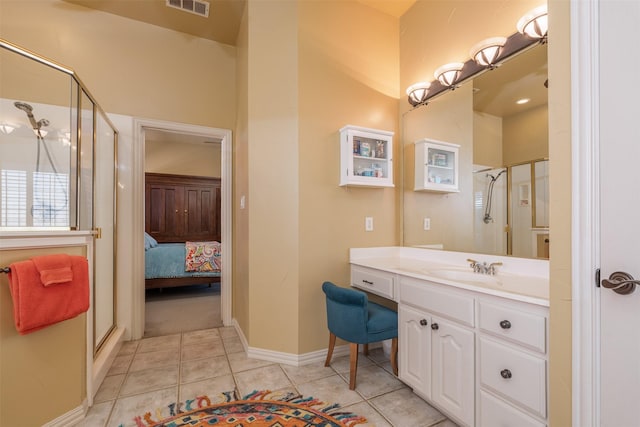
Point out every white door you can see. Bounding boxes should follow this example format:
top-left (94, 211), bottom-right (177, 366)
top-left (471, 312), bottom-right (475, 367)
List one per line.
top-left (598, 1), bottom-right (640, 425)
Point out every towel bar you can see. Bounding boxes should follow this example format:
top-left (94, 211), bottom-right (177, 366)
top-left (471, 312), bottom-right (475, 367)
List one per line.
top-left (1, 267), bottom-right (10, 274)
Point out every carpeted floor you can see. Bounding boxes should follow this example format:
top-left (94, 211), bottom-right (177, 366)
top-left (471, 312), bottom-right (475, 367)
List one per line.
top-left (144, 284), bottom-right (222, 337)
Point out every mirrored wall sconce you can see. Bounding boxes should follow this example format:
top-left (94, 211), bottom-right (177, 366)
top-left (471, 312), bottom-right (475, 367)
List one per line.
top-left (434, 62), bottom-right (465, 88)
top-left (406, 81), bottom-right (431, 106)
top-left (517, 5), bottom-right (548, 41)
top-left (470, 37), bottom-right (507, 68)
top-left (0, 124), bottom-right (16, 134)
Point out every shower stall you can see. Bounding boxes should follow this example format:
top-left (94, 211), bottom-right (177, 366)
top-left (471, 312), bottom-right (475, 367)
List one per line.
top-left (0, 39), bottom-right (118, 355)
top-left (473, 159), bottom-right (549, 258)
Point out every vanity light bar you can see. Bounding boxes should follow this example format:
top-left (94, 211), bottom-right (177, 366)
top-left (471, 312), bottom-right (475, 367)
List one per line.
top-left (406, 30), bottom-right (540, 107)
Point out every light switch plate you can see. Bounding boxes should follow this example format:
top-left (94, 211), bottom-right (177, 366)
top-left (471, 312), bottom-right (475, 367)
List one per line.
top-left (423, 217), bottom-right (431, 230)
top-left (365, 217), bottom-right (374, 231)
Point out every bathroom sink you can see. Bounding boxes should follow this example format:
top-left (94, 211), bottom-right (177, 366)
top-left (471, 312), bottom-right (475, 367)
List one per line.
top-left (426, 269), bottom-right (501, 286)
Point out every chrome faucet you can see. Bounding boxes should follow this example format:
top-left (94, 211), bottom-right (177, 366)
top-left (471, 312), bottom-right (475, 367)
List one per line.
top-left (487, 262), bottom-right (503, 275)
top-left (467, 258), bottom-right (502, 275)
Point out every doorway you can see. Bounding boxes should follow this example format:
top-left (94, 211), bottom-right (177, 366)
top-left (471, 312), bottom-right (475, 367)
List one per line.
top-left (131, 118), bottom-right (232, 340)
top-left (143, 129), bottom-right (223, 336)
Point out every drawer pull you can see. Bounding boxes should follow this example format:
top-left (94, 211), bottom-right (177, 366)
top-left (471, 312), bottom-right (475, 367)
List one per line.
top-left (431, 323), bottom-right (439, 330)
top-left (362, 279), bottom-right (374, 285)
top-left (500, 369), bottom-right (512, 379)
top-left (420, 319), bottom-right (428, 326)
top-left (499, 320), bottom-right (512, 329)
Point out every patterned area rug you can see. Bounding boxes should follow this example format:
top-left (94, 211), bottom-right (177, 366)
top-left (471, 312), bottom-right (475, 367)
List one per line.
top-left (126, 390), bottom-right (367, 427)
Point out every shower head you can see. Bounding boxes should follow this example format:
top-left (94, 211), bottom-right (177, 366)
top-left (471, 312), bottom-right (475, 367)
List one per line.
top-left (14, 102), bottom-right (33, 114)
top-left (14, 101), bottom-right (44, 131)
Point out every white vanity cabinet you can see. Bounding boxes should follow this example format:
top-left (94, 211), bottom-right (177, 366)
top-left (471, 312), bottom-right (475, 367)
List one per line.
top-left (476, 298), bottom-right (548, 427)
top-left (349, 261), bottom-right (549, 427)
top-left (339, 125), bottom-right (394, 188)
top-left (350, 265), bottom-right (395, 299)
top-left (414, 138), bottom-right (460, 192)
top-left (399, 278), bottom-right (475, 427)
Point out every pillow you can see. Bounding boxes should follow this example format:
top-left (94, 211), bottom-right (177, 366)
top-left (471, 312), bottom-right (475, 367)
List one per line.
top-left (185, 241), bottom-right (221, 272)
top-left (144, 232), bottom-right (159, 251)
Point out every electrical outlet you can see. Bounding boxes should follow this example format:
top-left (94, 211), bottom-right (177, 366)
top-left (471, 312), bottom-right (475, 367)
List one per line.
top-left (423, 217), bottom-right (431, 230)
top-left (365, 217), bottom-right (374, 231)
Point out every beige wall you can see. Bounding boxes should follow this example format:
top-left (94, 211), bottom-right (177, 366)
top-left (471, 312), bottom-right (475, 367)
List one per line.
top-left (233, 0), bottom-right (250, 344)
top-left (503, 104), bottom-right (549, 166)
top-left (244, 0), bottom-right (300, 353)
top-left (297, 1), bottom-right (399, 353)
top-left (145, 139), bottom-right (222, 177)
top-left (0, 246), bottom-right (86, 426)
top-left (473, 111), bottom-right (503, 168)
top-left (0, 0), bottom-right (236, 130)
top-left (548, 0), bottom-right (572, 425)
top-left (234, 0), bottom-right (399, 354)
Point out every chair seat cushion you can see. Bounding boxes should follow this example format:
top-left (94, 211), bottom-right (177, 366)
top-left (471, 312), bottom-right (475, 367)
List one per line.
top-left (366, 302), bottom-right (398, 342)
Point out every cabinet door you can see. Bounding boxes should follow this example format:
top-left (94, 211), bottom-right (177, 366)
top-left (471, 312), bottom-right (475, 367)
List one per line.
top-left (431, 316), bottom-right (475, 427)
top-left (145, 183), bottom-right (185, 242)
top-left (183, 185), bottom-right (219, 241)
top-left (399, 305), bottom-right (431, 398)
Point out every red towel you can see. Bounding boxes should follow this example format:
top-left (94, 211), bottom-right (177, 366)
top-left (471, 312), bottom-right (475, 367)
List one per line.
top-left (7, 255), bottom-right (90, 335)
top-left (31, 254), bottom-right (73, 286)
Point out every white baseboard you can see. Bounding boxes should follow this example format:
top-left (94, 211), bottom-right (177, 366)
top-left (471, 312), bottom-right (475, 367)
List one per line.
top-left (42, 400), bottom-right (87, 427)
top-left (230, 318), bottom-right (377, 366)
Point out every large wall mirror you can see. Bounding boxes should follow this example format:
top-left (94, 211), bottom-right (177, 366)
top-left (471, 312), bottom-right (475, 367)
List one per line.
top-left (402, 42), bottom-right (548, 259)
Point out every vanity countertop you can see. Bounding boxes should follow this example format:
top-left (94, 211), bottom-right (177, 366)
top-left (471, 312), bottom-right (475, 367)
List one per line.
top-left (350, 246), bottom-right (549, 306)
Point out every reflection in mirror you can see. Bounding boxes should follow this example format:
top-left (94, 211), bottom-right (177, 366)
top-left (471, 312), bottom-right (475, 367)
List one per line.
top-left (403, 43), bottom-right (548, 259)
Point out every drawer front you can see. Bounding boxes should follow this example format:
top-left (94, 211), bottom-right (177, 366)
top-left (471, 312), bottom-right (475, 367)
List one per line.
top-left (478, 299), bottom-right (547, 353)
top-left (479, 338), bottom-right (547, 418)
top-left (351, 266), bottom-right (394, 299)
top-left (479, 390), bottom-right (546, 427)
top-left (399, 278), bottom-right (474, 327)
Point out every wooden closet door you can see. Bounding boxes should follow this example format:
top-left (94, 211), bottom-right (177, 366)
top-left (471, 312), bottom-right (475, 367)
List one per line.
top-left (183, 185), bottom-right (218, 241)
top-left (145, 183), bottom-right (185, 242)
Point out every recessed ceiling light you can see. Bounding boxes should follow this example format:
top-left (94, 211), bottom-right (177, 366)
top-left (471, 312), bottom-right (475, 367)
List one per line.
top-left (516, 98), bottom-right (530, 105)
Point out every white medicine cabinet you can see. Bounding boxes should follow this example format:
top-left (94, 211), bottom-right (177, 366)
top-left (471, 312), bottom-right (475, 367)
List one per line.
top-left (414, 138), bottom-right (460, 192)
top-left (339, 125), bottom-right (394, 188)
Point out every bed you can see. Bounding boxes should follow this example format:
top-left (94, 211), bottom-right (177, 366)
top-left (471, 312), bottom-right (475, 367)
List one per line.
top-left (144, 173), bottom-right (222, 289)
top-left (145, 235), bottom-right (221, 289)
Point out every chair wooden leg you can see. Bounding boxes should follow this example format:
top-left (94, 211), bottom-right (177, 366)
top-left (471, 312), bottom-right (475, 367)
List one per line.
top-left (325, 333), bottom-right (337, 367)
top-left (391, 337), bottom-right (398, 376)
top-left (349, 343), bottom-right (359, 390)
top-left (362, 343), bottom-right (369, 356)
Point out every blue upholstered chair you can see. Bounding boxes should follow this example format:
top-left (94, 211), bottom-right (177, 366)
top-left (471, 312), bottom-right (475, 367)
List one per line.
top-left (322, 281), bottom-right (398, 390)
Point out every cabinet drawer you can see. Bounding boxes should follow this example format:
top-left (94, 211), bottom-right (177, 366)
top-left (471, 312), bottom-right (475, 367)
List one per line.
top-left (479, 338), bottom-right (547, 418)
top-left (478, 300), bottom-right (547, 353)
top-left (351, 266), bottom-right (394, 299)
top-left (479, 390), bottom-right (546, 427)
top-left (399, 278), bottom-right (474, 326)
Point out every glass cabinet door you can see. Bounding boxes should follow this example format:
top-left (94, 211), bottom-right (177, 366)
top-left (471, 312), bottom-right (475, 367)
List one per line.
top-left (414, 139), bottom-right (460, 192)
top-left (339, 125), bottom-right (394, 188)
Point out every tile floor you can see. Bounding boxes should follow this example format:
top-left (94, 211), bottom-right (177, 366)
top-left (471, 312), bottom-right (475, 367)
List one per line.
top-left (79, 326), bottom-right (458, 427)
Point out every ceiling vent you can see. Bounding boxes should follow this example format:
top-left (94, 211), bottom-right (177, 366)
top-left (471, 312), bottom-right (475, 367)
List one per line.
top-left (166, 0), bottom-right (210, 18)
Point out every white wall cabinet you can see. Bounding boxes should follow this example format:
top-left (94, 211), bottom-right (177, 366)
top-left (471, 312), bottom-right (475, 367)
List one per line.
top-left (414, 138), bottom-right (460, 192)
top-left (339, 125), bottom-right (394, 188)
top-left (351, 264), bottom-right (549, 427)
